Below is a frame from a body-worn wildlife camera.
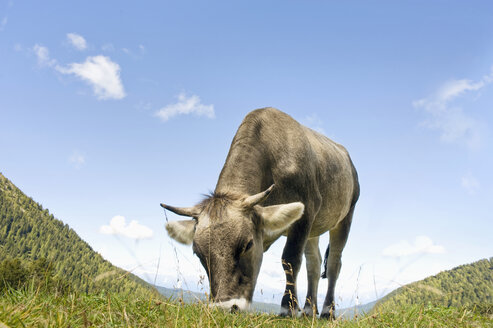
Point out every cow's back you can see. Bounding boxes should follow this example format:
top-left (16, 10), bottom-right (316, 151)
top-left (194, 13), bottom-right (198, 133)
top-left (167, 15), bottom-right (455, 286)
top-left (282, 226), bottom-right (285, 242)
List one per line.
top-left (217, 107), bottom-right (358, 236)
top-left (302, 126), bottom-right (358, 236)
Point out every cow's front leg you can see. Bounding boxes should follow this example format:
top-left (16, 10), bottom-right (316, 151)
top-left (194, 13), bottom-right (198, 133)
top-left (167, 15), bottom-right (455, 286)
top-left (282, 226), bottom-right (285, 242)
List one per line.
top-left (280, 218), bottom-right (311, 317)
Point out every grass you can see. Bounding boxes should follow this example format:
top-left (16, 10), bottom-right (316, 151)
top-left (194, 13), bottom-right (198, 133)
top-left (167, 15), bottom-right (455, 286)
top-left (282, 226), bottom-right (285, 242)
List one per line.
top-left (0, 286), bottom-right (491, 327)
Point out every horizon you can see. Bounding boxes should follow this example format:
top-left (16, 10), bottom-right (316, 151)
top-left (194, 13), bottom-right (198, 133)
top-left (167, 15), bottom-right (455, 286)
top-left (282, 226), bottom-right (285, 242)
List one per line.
top-left (1, 0), bottom-right (492, 309)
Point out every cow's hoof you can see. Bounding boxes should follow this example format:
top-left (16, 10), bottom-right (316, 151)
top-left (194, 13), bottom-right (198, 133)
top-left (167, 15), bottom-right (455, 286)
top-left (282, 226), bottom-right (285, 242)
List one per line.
top-left (279, 306), bottom-right (300, 317)
top-left (320, 309), bottom-right (336, 320)
top-left (302, 306), bottom-right (318, 317)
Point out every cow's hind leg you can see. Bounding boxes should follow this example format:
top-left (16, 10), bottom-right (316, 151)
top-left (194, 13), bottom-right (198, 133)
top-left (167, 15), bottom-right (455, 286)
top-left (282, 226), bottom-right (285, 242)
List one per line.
top-left (303, 236), bottom-right (321, 317)
top-left (320, 206), bottom-right (354, 319)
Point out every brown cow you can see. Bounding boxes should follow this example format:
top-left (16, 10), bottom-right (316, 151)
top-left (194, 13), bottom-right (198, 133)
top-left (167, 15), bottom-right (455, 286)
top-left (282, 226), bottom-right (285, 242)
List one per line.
top-left (162, 107), bottom-right (359, 318)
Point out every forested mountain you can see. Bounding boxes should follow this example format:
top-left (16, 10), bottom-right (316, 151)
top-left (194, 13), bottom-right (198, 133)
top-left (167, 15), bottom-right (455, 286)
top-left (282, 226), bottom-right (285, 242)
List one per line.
top-left (0, 172), bottom-right (154, 296)
top-left (377, 258), bottom-right (492, 309)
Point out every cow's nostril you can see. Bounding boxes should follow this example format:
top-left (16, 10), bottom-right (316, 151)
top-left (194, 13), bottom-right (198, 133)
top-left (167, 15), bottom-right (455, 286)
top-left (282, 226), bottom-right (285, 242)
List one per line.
top-left (231, 304), bottom-right (239, 313)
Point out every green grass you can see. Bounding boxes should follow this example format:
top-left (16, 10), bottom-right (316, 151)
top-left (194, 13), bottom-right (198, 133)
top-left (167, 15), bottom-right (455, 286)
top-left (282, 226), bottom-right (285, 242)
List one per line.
top-left (0, 286), bottom-right (491, 327)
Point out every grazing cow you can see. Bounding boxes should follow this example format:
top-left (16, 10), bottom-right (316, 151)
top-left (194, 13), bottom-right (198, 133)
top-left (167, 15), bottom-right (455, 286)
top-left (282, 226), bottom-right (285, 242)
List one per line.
top-left (161, 107), bottom-right (359, 318)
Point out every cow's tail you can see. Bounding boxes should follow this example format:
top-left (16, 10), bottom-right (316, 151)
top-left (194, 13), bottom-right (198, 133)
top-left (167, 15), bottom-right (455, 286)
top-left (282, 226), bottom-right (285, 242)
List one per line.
top-left (321, 243), bottom-right (330, 279)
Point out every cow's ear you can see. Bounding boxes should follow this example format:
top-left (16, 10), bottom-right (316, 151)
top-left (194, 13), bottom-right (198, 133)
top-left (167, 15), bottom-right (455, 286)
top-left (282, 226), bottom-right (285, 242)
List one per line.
top-left (166, 220), bottom-right (196, 245)
top-left (255, 202), bottom-right (304, 235)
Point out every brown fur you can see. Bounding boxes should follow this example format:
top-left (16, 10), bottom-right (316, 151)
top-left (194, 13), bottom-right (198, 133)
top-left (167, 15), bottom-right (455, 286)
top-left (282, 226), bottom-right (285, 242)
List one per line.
top-left (163, 107), bottom-right (359, 317)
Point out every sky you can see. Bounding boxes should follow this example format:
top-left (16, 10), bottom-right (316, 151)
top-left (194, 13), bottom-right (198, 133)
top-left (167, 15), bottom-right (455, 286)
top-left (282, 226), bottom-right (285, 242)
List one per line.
top-left (1, 0), bottom-right (492, 309)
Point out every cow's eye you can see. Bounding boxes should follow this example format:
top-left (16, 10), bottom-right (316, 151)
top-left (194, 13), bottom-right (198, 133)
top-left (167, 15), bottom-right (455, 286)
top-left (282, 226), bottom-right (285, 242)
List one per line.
top-left (244, 240), bottom-right (253, 253)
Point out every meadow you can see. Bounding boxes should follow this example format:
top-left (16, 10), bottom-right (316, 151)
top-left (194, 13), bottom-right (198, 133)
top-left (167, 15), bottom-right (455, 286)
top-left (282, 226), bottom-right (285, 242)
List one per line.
top-left (1, 285), bottom-right (491, 328)
top-left (1, 174), bottom-right (492, 327)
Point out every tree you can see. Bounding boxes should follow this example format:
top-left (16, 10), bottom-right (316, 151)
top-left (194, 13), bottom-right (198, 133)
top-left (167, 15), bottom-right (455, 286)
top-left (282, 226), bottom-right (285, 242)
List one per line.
top-left (0, 258), bottom-right (28, 290)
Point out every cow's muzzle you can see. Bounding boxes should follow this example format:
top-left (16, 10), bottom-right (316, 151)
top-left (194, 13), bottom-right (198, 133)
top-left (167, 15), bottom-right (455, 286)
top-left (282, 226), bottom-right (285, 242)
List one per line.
top-left (213, 298), bottom-right (250, 313)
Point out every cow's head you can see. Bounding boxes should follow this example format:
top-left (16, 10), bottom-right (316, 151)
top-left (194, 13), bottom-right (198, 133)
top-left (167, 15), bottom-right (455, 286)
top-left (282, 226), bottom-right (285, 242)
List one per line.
top-left (161, 185), bottom-right (304, 311)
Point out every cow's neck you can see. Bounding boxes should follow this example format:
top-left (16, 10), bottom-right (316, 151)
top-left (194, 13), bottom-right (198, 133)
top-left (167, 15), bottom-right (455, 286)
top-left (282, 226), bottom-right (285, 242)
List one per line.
top-left (215, 125), bottom-right (270, 196)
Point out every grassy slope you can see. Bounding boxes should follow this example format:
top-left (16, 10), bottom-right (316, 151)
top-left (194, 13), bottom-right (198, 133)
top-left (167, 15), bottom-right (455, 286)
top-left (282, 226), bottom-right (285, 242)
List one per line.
top-left (155, 286), bottom-right (281, 314)
top-left (1, 286), bottom-right (491, 328)
top-left (0, 172), bottom-right (154, 297)
top-left (377, 258), bottom-right (493, 310)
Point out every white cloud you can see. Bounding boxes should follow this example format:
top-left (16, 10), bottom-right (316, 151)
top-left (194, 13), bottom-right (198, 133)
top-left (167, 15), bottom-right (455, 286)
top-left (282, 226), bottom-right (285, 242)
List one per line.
top-left (69, 151), bottom-right (85, 169)
top-left (382, 235), bottom-right (445, 258)
top-left (155, 92), bottom-right (215, 122)
top-left (414, 68), bottom-right (493, 150)
top-left (135, 100), bottom-right (152, 111)
top-left (33, 44), bottom-right (56, 67)
top-left (67, 33), bottom-right (87, 51)
top-left (303, 113), bottom-right (326, 135)
top-left (101, 43), bottom-right (115, 52)
top-left (461, 172), bottom-right (480, 195)
top-left (0, 16), bottom-right (7, 31)
top-left (420, 106), bottom-right (481, 149)
top-left (120, 45), bottom-right (146, 58)
top-left (56, 55), bottom-right (126, 100)
top-left (30, 40), bottom-right (125, 100)
top-left (99, 215), bottom-right (154, 240)
top-left (256, 252), bottom-right (285, 293)
top-left (436, 79), bottom-right (485, 102)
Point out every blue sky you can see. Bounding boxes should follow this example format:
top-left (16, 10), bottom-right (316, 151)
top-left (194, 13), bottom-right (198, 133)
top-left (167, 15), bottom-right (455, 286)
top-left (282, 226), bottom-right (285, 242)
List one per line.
top-left (1, 1), bottom-right (492, 307)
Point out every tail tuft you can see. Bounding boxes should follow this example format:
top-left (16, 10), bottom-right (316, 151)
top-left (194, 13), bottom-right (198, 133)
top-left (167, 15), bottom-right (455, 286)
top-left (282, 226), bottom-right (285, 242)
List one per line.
top-left (321, 244), bottom-right (330, 279)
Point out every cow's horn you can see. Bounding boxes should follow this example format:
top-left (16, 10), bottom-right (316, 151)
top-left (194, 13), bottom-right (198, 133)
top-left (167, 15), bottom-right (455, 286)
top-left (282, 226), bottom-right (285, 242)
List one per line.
top-left (160, 203), bottom-right (200, 218)
top-left (243, 184), bottom-right (275, 208)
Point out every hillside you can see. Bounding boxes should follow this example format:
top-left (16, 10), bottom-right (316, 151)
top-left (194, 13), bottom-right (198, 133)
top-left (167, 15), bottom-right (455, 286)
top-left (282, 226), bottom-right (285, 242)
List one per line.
top-left (338, 300), bottom-right (378, 319)
top-left (0, 172), bottom-right (154, 296)
top-left (155, 286), bottom-right (281, 314)
top-left (377, 257), bottom-right (493, 309)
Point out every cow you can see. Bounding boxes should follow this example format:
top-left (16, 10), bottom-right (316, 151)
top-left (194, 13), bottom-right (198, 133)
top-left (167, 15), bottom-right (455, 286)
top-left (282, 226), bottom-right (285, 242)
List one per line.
top-left (161, 107), bottom-right (359, 318)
